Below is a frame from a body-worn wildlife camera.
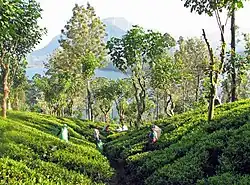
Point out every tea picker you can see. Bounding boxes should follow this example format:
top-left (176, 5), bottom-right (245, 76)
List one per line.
top-left (57, 124), bottom-right (69, 142)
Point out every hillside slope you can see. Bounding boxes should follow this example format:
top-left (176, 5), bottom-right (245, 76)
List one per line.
top-left (105, 99), bottom-right (250, 185)
top-left (0, 111), bottom-right (114, 184)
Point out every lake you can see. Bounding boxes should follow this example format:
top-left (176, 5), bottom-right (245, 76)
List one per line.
top-left (26, 68), bottom-right (128, 80)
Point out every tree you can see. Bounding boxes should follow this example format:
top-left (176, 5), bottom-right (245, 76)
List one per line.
top-left (92, 78), bottom-right (114, 122)
top-left (8, 59), bottom-right (29, 111)
top-left (150, 53), bottom-right (181, 117)
top-left (181, 0), bottom-right (248, 102)
top-left (44, 49), bottom-right (86, 117)
top-left (110, 79), bottom-right (133, 124)
top-left (0, 0), bottom-right (45, 118)
top-left (181, 0), bottom-right (231, 121)
top-left (234, 33), bottom-right (250, 99)
top-left (108, 25), bottom-right (175, 127)
top-left (30, 74), bottom-right (50, 114)
top-left (60, 3), bottom-right (107, 120)
top-left (26, 74), bottom-right (44, 112)
top-left (173, 37), bottom-right (209, 112)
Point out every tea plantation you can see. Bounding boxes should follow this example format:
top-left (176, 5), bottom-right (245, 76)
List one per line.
top-left (1, 99), bottom-right (250, 184)
top-left (105, 99), bottom-right (250, 185)
top-left (0, 111), bottom-right (114, 185)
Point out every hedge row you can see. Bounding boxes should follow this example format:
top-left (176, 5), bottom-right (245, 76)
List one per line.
top-left (106, 99), bottom-right (250, 184)
top-left (0, 111), bottom-right (114, 184)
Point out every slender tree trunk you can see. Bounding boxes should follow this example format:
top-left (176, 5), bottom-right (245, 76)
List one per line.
top-left (207, 57), bottom-right (215, 121)
top-left (104, 113), bottom-right (109, 123)
top-left (2, 65), bottom-right (10, 118)
top-left (87, 80), bottom-right (93, 120)
top-left (231, 5), bottom-right (237, 102)
top-left (136, 111), bottom-right (142, 126)
top-left (62, 107), bottom-right (65, 117)
top-left (182, 84), bottom-right (186, 112)
top-left (167, 94), bottom-right (175, 117)
top-left (208, 84), bottom-right (216, 121)
top-left (8, 98), bottom-right (13, 110)
top-left (13, 95), bottom-right (19, 110)
top-left (196, 73), bottom-right (200, 102)
top-left (163, 93), bottom-right (167, 114)
top-left (120, 112), bottom-right (124, 124)
top-left (202, 25), bottom-right (225, 121)
top-left (156, 90), bottom-right (159, 120)
top-left (115, 101), bottom-right (123, 124)
top-left (68, 99), bottom-right (74, 116)
top-left (132, 77), bottom-right (145, 128)
top-left (87, 80), bottom-right (91, 120)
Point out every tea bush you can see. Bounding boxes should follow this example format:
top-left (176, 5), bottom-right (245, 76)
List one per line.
top-left (0, 111), bottom-right (114, 184)
top-left (106, 99), bottom-right (250, 184)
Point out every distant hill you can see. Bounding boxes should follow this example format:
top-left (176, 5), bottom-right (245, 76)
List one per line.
top-left (27, 17), bottom-right (131, 69)
top-left (26, 17), bottom-right (246, 79)
top-left (27, 35), bottom-right (61, 68)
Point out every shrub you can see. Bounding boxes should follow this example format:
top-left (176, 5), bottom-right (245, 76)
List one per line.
top-left (105, 99), bottom-right (250, 184)
top-left (0, 111), bottom-right (114, 184)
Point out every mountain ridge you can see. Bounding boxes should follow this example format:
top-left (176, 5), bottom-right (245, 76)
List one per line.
top-left (27, 17), bottom-right (130, 69)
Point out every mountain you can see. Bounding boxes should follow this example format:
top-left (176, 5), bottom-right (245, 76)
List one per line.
top-left (27, 35), bottom-right (61, 68)
top-left (26, 17), bottom-right (246, 79)
top-left (103, 17), bottom-right (132, 42)
top-left (27, 17), bottom-right (131, 69)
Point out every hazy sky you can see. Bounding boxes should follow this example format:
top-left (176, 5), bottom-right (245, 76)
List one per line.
top-left (36, 0), bottom-right (250, 49)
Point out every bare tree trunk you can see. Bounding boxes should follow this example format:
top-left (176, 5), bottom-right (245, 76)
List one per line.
top-left (115, 101), bottom-right (123, 124)
top-left (86, 80), bottom-right (94, 120)
top-left (231, 5), bottom-right (237, 102)
top-left (182, 84), bottom-right (186, 112)
top-left (202, 25), bottom-right (225, 121)
top-left (8, 98), bottom-right (13, 110)
top-left (104, 113), bottom-right (109, 123)
top-left (132, 76), bottom-right (146, 128)
top-left (208, 84), bottom-right (216, 121)
top-left (166, 94), bottom-right (175, 117)
top-left (62, 107), bottom-right (65, 117)
top-left (156, 90), bottom-right (159, 120)
top-left (163, 93), bottom-right (167, 114)
top-left (120, 113), bottom-right (124, 124)
top-left (2, 64), bottom-right (10, 118)
top-left (196, 73), bottom-right (200, 102)
top-left (68, 99), bottom-right (74, 116)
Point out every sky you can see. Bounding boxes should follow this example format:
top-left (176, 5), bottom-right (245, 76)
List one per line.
top-left (36, 0), bottom-right (250, 50)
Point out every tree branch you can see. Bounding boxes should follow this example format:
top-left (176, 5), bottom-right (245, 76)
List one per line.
top-left (202, 29), bottom-right (215, 66)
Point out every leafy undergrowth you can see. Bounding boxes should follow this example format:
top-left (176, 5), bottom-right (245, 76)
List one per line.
top-left (105, 99), bottom-right (250, 185)
top-left (0, 111), bottom-right (115, 184)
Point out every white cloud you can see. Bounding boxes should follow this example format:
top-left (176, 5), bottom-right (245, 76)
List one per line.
top-left (36, 0), bottom-right (250, 50)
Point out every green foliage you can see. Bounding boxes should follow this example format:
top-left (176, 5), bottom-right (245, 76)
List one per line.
top-left (105, 99), bottom-right (250, 184)
top-left (107, 25), bottom-right (175, 126)
top-left (60, 3), bottom-right (107, 77)
top-left (0, 0), bottom-right (46, 55)
top-left (151, 53), bottom-right (181, 90)
top-left (110, 78), bottom-right (133, 123)
top-left (0, 111), bottom-right (114, 184)
top-left (196, 173), bottom-right (250, 185)
top-left (107, 25), bottom-right (175, 73)
top-left (181, 0), bottom-right (247, 16)
top-left (30, 3), bottom-right (107, 117)
top-left (0, 0), bottom-right (46, 118)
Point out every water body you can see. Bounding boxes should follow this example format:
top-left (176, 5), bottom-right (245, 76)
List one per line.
top-left (26, 68), bottom-right (127, 80)
top-left (26, 67), bottom-right (127, 120)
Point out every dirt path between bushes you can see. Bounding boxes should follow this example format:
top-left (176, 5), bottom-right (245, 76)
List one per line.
top-left (109, 158), bottom-right (126, 185)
